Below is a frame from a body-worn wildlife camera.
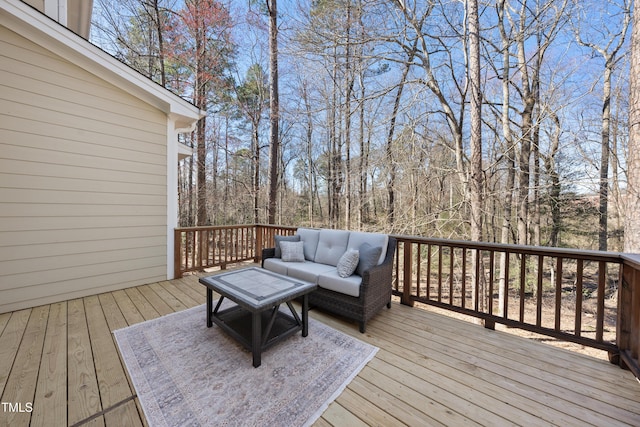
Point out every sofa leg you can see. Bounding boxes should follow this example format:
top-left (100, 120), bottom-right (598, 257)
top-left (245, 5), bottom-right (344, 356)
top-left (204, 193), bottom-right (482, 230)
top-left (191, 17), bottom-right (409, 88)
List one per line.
top-left (359, 322), bottom-right (366, 333)
top-left (387, 301), bottom-right (391, 309)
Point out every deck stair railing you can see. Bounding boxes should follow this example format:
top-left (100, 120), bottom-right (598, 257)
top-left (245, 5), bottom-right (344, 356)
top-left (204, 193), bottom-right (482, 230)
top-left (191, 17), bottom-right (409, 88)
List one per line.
top-left (173, 224), bottom-right (640, 378)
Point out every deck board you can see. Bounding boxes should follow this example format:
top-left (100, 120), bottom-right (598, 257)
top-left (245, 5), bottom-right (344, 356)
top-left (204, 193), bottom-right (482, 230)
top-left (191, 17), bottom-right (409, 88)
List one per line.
top-left (31, 302), bottom-right (67, 427)
top-left (67, 299), bottom-right (103, 427)
top-left (391, 306), bottom-right (640, 423)
top-left (1, 305), bottom-right (49, 427)
top-left (0, 309), bottom-right (30, 396)
top-left (123, 287), bottom-right (160, 321)
top-left (83, 296), bottom-right (134, 413)
top-left (136, 284), bottom-right (174, 317)
top-left (1, 268), bottom-right (640, 426)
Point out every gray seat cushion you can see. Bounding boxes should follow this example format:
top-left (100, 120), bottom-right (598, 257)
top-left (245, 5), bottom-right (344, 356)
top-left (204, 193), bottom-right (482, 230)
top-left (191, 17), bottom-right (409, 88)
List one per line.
top-left (285, 262), bottom-right (335, 284)
top-left (314, 229), bottom-right (350, 266)
top-left (318, 271), bottom-right (362, 297)
top-left (263, 257), bottom-right (289, 275)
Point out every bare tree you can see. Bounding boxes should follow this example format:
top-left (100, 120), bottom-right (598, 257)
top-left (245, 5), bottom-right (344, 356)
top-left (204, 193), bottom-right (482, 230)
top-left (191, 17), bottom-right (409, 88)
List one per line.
top-left (468, 0), bottom-right (483, 242)
top-left (573, 0), bottom-right (631, 251)
top-left (266, 0), bottom-right (280, 224)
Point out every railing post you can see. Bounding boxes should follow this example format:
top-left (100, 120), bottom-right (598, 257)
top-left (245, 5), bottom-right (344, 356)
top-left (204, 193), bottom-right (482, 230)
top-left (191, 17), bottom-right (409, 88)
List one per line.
top-left (402, 241), bottom-right (414, 307)
top-left (618, 257), bottom-right (640, 378)
top-left (174, 228), bottom-right (183, 279)
top-left (254, 225), bottom-right (263, 263)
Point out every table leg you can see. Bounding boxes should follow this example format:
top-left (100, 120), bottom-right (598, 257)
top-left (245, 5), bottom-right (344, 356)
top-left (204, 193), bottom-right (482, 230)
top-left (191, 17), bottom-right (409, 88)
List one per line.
top-left (206, 288), bottom-right (213, 328)
top-left (252, 311), bottom-right (262, 368)
top-left (302, 294), bottom-right (309, 337)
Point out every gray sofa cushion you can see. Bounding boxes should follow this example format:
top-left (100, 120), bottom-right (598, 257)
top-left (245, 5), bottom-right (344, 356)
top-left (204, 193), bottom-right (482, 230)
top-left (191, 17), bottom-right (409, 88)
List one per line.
top-left (347, 231), bottom-right (388, 265)
top-left (280, 241), bottom-right (305, 262)
top-left (285, 262), bottom-right (335, 284)
top-left (356, 243), bottom-right (383, 277)
top-left (263, 257), bottom-right (289, 275)
top-left (314, 229), bottom-right (350, 266)
top-left (274, 234), bottom-right (300, 258)
top-left (296, 228), bottom-right (320, 261)
top-left (336, 249), bottom-right (359, 278)
top-left (318, 271), bottom-right (362, 297)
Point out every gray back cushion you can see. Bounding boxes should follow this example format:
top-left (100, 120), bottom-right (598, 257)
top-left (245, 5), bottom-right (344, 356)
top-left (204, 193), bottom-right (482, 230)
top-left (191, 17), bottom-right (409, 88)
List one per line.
top-left (274, 234), bottom-right (300, 258)
top-left (296, 228), bottom-right (320, 261)
top-left (356, 243), bottom-right (383, 277)
top-left (314, 229), bottom-right (350, 266)
top-left (347, 232), bottom-right (388, 265)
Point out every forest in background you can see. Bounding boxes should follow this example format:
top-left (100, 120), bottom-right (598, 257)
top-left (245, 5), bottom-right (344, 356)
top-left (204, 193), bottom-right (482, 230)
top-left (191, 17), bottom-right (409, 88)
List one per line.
top-left (90, 0), bottom-right (632, 252)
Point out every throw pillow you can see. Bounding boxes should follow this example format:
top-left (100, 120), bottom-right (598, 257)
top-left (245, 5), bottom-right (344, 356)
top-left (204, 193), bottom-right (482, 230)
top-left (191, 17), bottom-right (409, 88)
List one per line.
top-left (356, 243), bottom-right (383, 276)
top-left (336, 249), bottom-right (360, 278)
top-left (274, 234), bottom-right (300, 258)
top-left (280, 241), bottom-right (305, 262)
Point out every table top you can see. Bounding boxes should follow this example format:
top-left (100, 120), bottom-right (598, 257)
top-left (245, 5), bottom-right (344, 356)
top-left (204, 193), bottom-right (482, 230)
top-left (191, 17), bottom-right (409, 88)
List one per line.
top-left (199, 267), bottom-right (317, 310)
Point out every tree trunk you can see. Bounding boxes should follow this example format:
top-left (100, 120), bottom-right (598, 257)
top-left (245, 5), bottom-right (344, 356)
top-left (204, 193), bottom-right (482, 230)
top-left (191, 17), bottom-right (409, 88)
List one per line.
top-left (545, 111), bottom-right (562, 248)
top-left (468, 0), bottom-right (482, 243)
top-left (599, 66), bottom-right (612, 250)
top-left (151, 0), bottom-right (166, 87)
top-left (196, 115), bottom-right (207, 226)
top-left (387, 40), bottom-right (417, 228)
top-left (267, 0), bottom-right (279, 224)
top-left (253, 124), bottom-right (260, 225)
top-left (344, 1), bottom-right (352, 230)
top-left (497, 0), bottom-right (514, 315)
top-left (625, 0), bottom-right (640, 252)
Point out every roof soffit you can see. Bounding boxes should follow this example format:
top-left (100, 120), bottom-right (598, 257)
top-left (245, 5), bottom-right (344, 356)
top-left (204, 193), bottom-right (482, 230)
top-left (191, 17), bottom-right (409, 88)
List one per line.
top-left (0, 0), bottom-right (202, 125)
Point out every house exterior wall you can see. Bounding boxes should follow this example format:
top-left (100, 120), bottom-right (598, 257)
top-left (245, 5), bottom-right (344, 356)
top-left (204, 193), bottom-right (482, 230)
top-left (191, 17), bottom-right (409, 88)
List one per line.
top-left (0, 25), bottom-right (170, 313)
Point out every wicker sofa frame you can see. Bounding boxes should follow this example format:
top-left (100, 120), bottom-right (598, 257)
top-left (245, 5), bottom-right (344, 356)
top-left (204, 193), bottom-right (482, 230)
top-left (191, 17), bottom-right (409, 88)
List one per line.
top-left (262, 236), bottom-right (396, 333)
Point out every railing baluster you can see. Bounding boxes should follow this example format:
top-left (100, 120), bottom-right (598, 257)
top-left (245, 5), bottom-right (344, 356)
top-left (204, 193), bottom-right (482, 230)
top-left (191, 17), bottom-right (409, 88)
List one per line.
top-left (575, 259), bottom-right (584, 338)
top-left (461, 248), bottom-right (467, 309)
top-left (537, 255), bottom-right (543, 328)
top-left (450, 247), bottom-right (455, 305)
top-left (416, 244), bottom-right (422, 299)
top-left (426, 244), bottom-right (432, 300)
top-left (597, 261), bottom-right (606, 342)
top-left (518, 253), bottom-right (524, 323)
top-left (474, 249), bottom-right (480, 312)
top-left (438, 245), bottom-right (443, 303)
top-left (488, 250), bottom-right (494, 316)
top-left (555, 257), bottom-right (563, 331)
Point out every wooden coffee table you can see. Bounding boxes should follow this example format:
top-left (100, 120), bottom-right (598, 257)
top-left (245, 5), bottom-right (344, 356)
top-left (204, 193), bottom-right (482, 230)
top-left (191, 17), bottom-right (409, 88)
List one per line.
top-left (199, 267), bottom-right (317, 367)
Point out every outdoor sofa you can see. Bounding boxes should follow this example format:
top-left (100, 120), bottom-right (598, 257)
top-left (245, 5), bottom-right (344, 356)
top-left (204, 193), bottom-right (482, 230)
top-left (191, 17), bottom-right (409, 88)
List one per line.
top-left (261, 228), bottom-right (397, 333)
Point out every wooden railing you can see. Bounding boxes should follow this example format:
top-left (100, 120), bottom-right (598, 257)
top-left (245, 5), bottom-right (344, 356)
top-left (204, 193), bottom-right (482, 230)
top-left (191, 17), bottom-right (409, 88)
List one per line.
top-left (173, 224), bottom-right (296, 278)
top-left (173, 224), bottom-right (640, 376)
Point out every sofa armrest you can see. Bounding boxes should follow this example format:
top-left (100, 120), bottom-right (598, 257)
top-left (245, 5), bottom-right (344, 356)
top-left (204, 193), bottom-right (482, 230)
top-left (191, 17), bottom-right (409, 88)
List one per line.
top-left (261, 247), bottom-right (276, 267)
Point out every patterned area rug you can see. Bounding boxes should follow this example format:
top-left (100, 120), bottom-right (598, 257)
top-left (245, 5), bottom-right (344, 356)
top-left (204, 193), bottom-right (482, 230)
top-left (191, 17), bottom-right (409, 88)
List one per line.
top-left (114, 304), bottom-right (378, 427)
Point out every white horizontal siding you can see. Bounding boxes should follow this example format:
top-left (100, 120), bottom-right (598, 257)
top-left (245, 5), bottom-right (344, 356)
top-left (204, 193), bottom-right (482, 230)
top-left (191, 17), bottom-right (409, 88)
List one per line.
top-left (0, 25), bottom-right (171, 313)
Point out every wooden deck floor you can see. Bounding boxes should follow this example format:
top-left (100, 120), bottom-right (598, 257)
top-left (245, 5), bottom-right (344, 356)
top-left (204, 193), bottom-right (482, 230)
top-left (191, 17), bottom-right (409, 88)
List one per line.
top-left (1, 267), bottom-right (640, 426)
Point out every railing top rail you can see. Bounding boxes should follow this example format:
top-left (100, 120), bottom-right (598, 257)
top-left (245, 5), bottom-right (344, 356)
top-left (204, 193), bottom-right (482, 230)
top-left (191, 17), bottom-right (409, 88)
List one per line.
top-left (175, 224), bottom-right (258, 232)
top-left (621, 253), bottom-right (640, 269)
top-left (391, 234), bottom-right (624, 263)
top-left (175, 224), bottom-right (299, 232)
